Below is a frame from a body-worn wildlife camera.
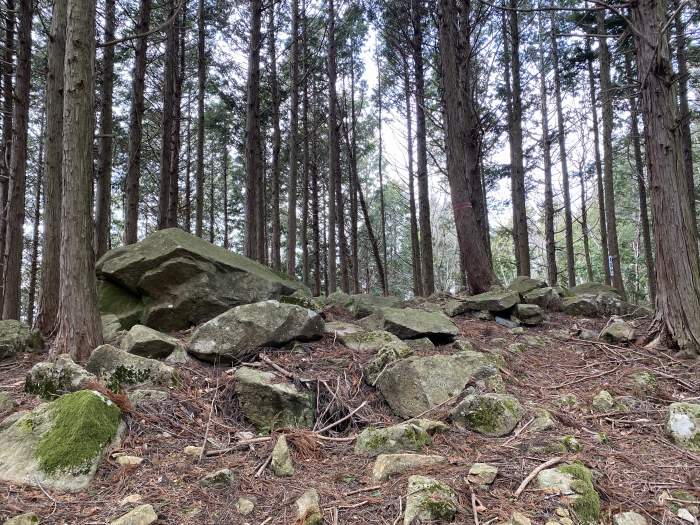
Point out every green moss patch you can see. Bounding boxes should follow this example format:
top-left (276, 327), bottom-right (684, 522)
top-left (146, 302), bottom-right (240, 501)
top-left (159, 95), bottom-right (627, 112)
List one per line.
top-left (36, 390), bottom-right (121, 476)
top-left (559, 462), bottom-right (601, 524)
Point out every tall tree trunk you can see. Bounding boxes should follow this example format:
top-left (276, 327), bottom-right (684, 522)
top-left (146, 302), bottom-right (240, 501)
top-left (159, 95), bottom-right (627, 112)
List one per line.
top-left (538, 13), bottom-right (557, 286)
top-left (376, 51), bottom-right (388, 294)
top-left (550, 13), bottom-right (575, 286)
top-left (124, 0), bottom-right (151, 244)
top-left (586, 37), bottom-right (610, 285)
top-left (0, 0), bottom-right (15, 305)
top-left (287, 0), bottom-right (300, 277)
top-left (54, 0), bottom-right (102, 359)
top-left (244, 0), bottom-right (263, 260)
top-left (412, 0), bottom-right (434, 295)
top-left (95, 0), bottom-right (116, 259)
top-left (580, 171), bottom-right (594, 282)
top-left (184, 84), bottom-right (192, 231)
top-left (223, 145), bottom-right (229, 248)
top-left (195, 0), bottom-right (205, 237)
top-left (2, 0), bottom-right (32, 320)
top-left (403, 59), bottom-right (422, 297)
top-left (624, 51), bottom-right (656, 302)
top-left (632, 0), bottom-right (700, 355)
top-left (348, 53), bottom-right (359, 293)
top-left (437, 0), bottom-right (496, 294)
top-left (311, 79), bottom-right (321, 296)
top-left (326, 0), bottom-right (338, 292)
top-left (27, 112), bottom-right (44, 326)
top-left (36, 0), bottom-right (66, 334)
top-left (158, 0), bottom-right (177, 229)
top-left (301, 2), bottom-right (310, 287)
top-left (503, 2), bottom-right (530, 277)
top-left (167, 7), bottom-right (185, 228)
top-left (597, 9), bottom-right (625, 296)
top-left (674, 1), bottom-right (696, 236)
top-left (268, 3), bottom-right (281, 271)
top-left (209, 164), bottom-right (215, 243)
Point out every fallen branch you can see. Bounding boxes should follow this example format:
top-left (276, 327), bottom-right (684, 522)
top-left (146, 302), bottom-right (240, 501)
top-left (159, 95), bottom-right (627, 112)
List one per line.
top-left (315, 401), bottom-right (368, 434)
top-left (204, 437), bottom-right (272, 457)
top-left (514, 456), bottom-right (564, 498)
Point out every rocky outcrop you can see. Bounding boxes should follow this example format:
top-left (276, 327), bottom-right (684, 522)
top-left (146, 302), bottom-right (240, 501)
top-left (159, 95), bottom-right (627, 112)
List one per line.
top-left (450, 393), bottom-right (523, 437)
top-left (233, 366), bottom-right (315, 430)
top-left (359, 307), bottom-right (459, 343)
top-left (86, 345), bottom-right (177, 389)
top-left (96, 228), bottom-right (307, 331)
top-left (121, 324), bottom-right (183, 358)
top-left (0, 320), bottom-right (43, 359)
top-left (188, 300), bottom-right (323, 362)
top-left (462, 290), bottom-right (520, 313)
top-left (25, 355), bottom-right (96, 399)
top-left (376, 351), bottom-right (500, 418)
top-left (508, 276), bottom-right (547, 295)
top-left (0, 390), bottom-right (123, 492)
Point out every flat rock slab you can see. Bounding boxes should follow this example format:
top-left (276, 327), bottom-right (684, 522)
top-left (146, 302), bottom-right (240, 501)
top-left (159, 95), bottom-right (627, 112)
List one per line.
top-left (188, 300), bottom-right (324, 362)
top-left (508, 276), bottom-right (547, 295)
top-left (121, 324), bottom-right (182, 358)
top-left (372, 453), bottom-right (446, 481)
top-left (359, 307), bottom-right (460, 343)
top-left (462, 290), bottom-right (520, 313)
top-left (86, 345), bottom-right (177, 389)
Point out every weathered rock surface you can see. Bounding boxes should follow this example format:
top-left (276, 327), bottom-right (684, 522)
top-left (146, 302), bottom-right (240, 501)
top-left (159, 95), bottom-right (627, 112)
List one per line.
top-left (359, 307), bottom-right (460, 342)
top-left (0, 390), bottom-right (123, 492)
top-left (200, 468), bottom-right (235, 488)
top-left (96, 228), bottom-right (307, 331)
top-left (323, 321), bottom-right (363, 336)
top-left (467, 462), bottom-right (498, 486)
top-left (537, 463), bottom-right (601, 524)
top-left (355, 422), bottom-right (432, 456)
top-left (403, 475), bottom-right (457, 524)
top-left (372, 453), bottom-right (446, 481)
top-left (339, 329), bottom-right (401, 351)
top-left (592, 390), bottom-right (615, 412)
top-left (570, 282), bottom-right (621, 297)
top-left (666, 402), bottom-right (700, 451)
top-left (522, 287), bottom-right (562, 310)
top-left (613, 512), bottom-right (648, 525)
top-left (0, 320), bottom-right (42, 359)
top-left (508, 276), bottom-right (547, 295)
top-left (0, 391), bottom-right (14, 413)
top-left (364, 342), bottom-right (414, 386)
top-left (376, 351), bottom-right (500, 418)
top-left (109, 504), bottom-right (157, 525)
top-left (462, 290), bottom-right (520, 313)
top-left (3, 513), bottom-right (39, 525)
top-left (600, 320), bottom-right (635, 344)
top-left (295, 489), bottom-right (322, 525)
top-left (270, 435), bottom-right (294, 477)
top-left (25, 355), bottom-right (96, 399)
top-left (563, 291), bottom-right (650, 319)
top-left (86, 345), bottom-right (177, 389)
top-left (233, 366), bottom-right (315, 430)
top-left (450, 393), bottom-right (523, 437)
top-left (97, 280), bottom-right (144, 331)
top-left (121, 325), bottom-right (182, 358)
top-left (188, 300), bottom-right (324, 362)
top-left (512, 304), bottom-right (544, 326)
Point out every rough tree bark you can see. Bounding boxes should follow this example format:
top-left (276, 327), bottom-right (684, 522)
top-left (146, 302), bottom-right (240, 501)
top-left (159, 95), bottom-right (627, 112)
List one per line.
top-left (376, 51), bottom-right (388, 294)
top-left (301, 1), bottom-right (310, 287)
top-left (158, 0), bottom-right (177, 229)
top-left (326, 0), bottom-right (338, 292)
top-left (268, 3), bottom-right (281, 271)
top-left (195, 0), bottom-right (205, 237)
top-left (287, 0), bottom-right (300, 277)
top-left (27, 112), bottom-right (44, 326)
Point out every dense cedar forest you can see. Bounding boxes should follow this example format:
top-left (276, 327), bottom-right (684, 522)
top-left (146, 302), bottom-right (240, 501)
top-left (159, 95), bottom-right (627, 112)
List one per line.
top-left (0, 0), bottom-right (698, 358)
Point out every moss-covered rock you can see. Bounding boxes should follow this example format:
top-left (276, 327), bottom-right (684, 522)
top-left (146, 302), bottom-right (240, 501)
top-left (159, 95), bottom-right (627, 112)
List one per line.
top-left (666, 402), bottom-right (700, 451)
top-left (359, 307), bottom-right (460, 343)
top-left (121, 324), bottom-right (182, 359)
top-left (508, 276), bottom-right (547, 295)
top-left (612, 511), bottom-right (648, 525)
top-left (522, 287), bottom-right (562, 310)
top-left (462, 290), bottom-right (520, 313)
top-left (570, 282), bottom-right (621, 297)
top-left (3, 513), bottom-right (40, 525)
top-left (323, 321), bottom-right (363, 337)
top-left (450, 393), bottom-right (523, 437)
top-left (270, 435), bottom-right (294, 477)
top-left (25, 355), bottom-right (97, 399)
top-left (0, 390), bottom-right (123, 492)
top-left (600, 320), bottom-right (635, 344)
top-left (537, 463), bottom-right (601, 524)
top-left (0, 320), bottom-right (43, 359)
top-left (372, 453), bottom-right (446, 481)
top-left (592, 390), bottom-right (615, 412)
top-left (279, 294), bottom-right (324, 313)
top-left (200, 468), bottom-right (235, 488)
top-left (233, 366), bottom-right (315, 430)
top-left (97, 279), bottom-right (144, 330)
top-left (188, 300), bottom-right (324, 362)
top-left (86, 345), bottom-right (177, 391)
top-left (339, 329), bottom-right (401, 351)
top-left (630, 371), bottom-right (657, 396)
top-left (355, 422), bottom-right (432, 456)
top-left (403, 475), bottom-right (457, 524)
top-left (376, 351), bottom-right (500, 418)
top-left (467, 463), bottom-right (498, 486)
top-left (512, 304), bottom-right (544, 326)
top-left (363, 340), bottom-right (414, 386)
top-left (295, 489), bottom-right (322, 525)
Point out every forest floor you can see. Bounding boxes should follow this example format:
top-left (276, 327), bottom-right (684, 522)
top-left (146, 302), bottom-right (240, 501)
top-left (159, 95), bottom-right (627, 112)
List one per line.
top-left (0, 311), bottom-right (699, 525)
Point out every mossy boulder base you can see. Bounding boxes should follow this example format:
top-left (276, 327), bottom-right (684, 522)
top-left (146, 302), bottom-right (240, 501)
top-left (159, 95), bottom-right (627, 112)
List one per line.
top-left (461, 290), bottom-right (520, 312)
top-left (188, 300), bottom-right (324, 362)
top-left (0, 320), bottom-right (43, 359)
top-left (86, 344), bottom-right (177, 390)
top-left (359, 307), bottom-right (460, 342)
top-left (403, 475), bottom-right (458, 524)
top-left (96, 228), bottom-right (308, 331)
top-left (450, 393), bottom-right (523, 437)
top-left (0, 390), bottom-right (123, 492)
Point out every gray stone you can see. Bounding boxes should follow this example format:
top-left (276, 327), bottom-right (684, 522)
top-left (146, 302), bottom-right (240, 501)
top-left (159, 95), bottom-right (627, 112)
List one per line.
top-left (188, 300), bottom-right (324, 362)
top-left (86, 345), bottom-right (177, 389)
top-left (562, 296), bottom-right (600, 317)
top-left (531, 408), bottom-right (557, 431)
top-left (97, 280), bottom-right (144, 331)
top-left (592, 390), bottom-right (615, 412)
top-left (570, 282), bottom-right (621, 297)
top-left (0, 320), bottom-right (42, 359)
top-left (403, 475), bottom-right (457, 525)
top-left (613, 512), bottom-right (648, 525)
top-left (467, 463), bottom-right (498, 485)
top-left (109, 504), bottom-right (157, 525)
top-left (495, 316), bottom-right (519, 329)
top-left (96, 228), bottom-right (307, 331)
top-left (372, 453), bottom-right (446, 481)
top-left (355, 422), bottom-right (432, 456)
top-left (522, 287), bottom-right (562, 310)
top-left (512, 304), bottom-right (544, 326)
top-left (295, 489), bottom-right (322, 525)
top-left (404, 337), bottom-right (435, 352)
top-left (600, 321), bottom-right (635, 344)
top-left (375, 351), bottom-right (499, 418)
top-left (323, 321), bottom-right (363, 337)
top-left (102, 314), bottom-right (126, 343)
top-left (537, 463), bottom-right (600, 524)
top-left (233, 366), bottom-right (314, 430)
top-left (200, 468), bottom-right (235, 487)
top-left (3, 513), bottom-right (39, 525)
top-left (667, 402), bottom-right (700, 451)
top-left (25, 355), bottom-right (96, 399)
top-left (279, 294), bottom-right (324, 313)
top-left (348, 294), bottom-right (403, 318)
top-left (359, 307), bottom-right (460, 343)
top-left (451, 393), bottom-right (523, 437)
top-left (0, 391), bottom-right (14, 413)
top-left (364, 340), bottom-right (414, 386)
top-left (630, 371), bottom-right (657, 396)
top-left (235, 497), bottom-right (255, 516)
top-left (338, 330), bottom-right (401, 351)
top-left (127, 389), bottom-right (168, 407)
top-left (121, 325), bottom-right (182, 358)
top-left (0, 390), bottom-right (124, 493)
top-left (462, 290), bottom-right (520, 312)
top-left (270, 435), bottom-right (294, 477)
top-left (508, 276), bottom-right (547, 295)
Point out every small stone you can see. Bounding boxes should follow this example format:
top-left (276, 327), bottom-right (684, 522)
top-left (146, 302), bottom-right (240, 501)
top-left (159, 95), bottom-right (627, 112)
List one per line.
top-left (450, 393), bottom-right (523, 437)
top-left (678, 509), bottom-right (697, 524)
top-left (666, 402), bottom-right (700, 451)
top-left (235, 497), bottom-right (255, 516)
top-left (510, 511), bottom-right (532, 525)
top-left (355, 422), bottom-right (431, 456)
top-left (495, 316), bottom-right (519, 329)
top-left (109, 504), bottom-right (158, 525)
top-left (404, 337), bottom-right (435, 352)
top-left (403, 475), bottom-right (457, 524)
top-left (115, 455), bottom-right (143, 466)
top-left (509, 327), bottom-right (525, 335)
top-left (120, 494), bottom-right (143, 506)
top-left (512, 304), bottom-right (544, 326)
top-left (3, 513), bottom-right (39, 525)
top-left (558, 394), bottom-right (578, 408)
top-left (0, 391), bottom-right (15, 413)
top-left (613, 511), bottom-right (648, 525)
top-left (508, 342), bottom-right (526, 353)
top-left (473, 310), bottom-right (493, 321)
top-left (630, 371), bottom-right (657, 396)
top-left (467, 463), bottom-right (498, 486)
top-left (537, 463), bottom-right (600, 524)
top-left (600, 320), bottom-right (635, 344)
top-left (183, 445), bottom-right (203, 456)
top-left (592, 390), bottom-right (615, 412)
top-left (531, 408), bottom-right (557, 431)
top-left (295, 488), bottom-right (322, 525)
top-left (372, 453), bottom-right (446, 481)
top-left (270, 435), bottom-right (294, 477)
top-left (561, 435), bottom-right (582, 452)
top-left (200, 468), bottom-right (235, 488)
top-left (578, 329), bottom-right (598, 341)
top-left (121, 324), bottom-right (182, 358)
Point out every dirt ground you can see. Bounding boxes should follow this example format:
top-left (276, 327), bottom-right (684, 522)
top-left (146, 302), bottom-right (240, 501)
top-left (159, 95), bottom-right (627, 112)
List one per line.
top-left (1, 311), bottom-right (698, 525)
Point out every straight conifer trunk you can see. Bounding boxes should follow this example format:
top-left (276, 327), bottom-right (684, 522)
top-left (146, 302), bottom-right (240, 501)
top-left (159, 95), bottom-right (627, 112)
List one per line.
top-left (195, 0), bottom-right (206, 237)
top-left (268, 4), bottom-right (282, 271)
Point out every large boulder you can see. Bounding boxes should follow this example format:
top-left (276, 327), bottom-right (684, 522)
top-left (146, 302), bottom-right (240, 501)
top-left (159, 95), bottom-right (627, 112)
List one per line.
top-left (358, 307), bottom-right (460, 343)
top-left (375, 351), bottom-right (500, 418)
top-left (25, 355), bottom-right (96, 399)
top-left (233, 366), bottom-right (315, 430)
top-left (188, 300), bottom-right (324, 362)
top-left (0, 320), bottom-right (43, 359)
top-left (97, 280), bottom-right (144, 331)
top-left (450, 393), bottom-right (523, 437)
top-left (570, 282), bottom-right (621, 297)
top-left (121, 324), bottom-right (183, 358)
top-left (666, 402), bottom-right (700, 451)
top-left (96, 228), bottom-right (308, 331)
top-left (462, 290), bottom-right (520, 313)
top-left (86, 345), bottom-right (177, 390)
top-left (355, 422), bottom-right (432, 456)
top-left (0, 390), bottom-right (123, 492)
top-left (522, 287), bottom-right (562, 310)
top-left (508, 276), bottom-right (547, 295)
top-left (512, 304), bottom-right (544, 326)
top-left (563, 293), bottom-right (650, 319)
